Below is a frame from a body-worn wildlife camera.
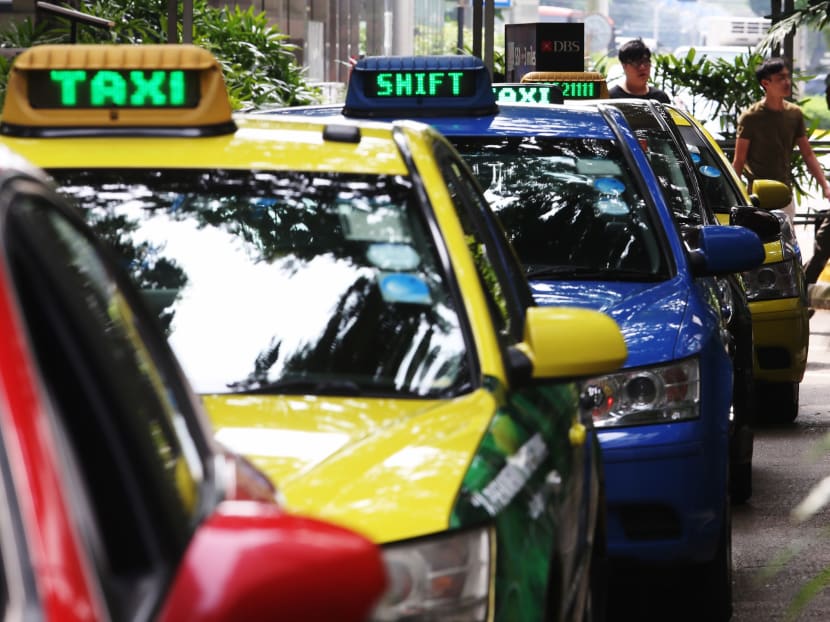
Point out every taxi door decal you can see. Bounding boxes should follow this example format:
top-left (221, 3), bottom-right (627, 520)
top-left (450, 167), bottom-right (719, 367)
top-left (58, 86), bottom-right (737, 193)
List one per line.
top-left (450, 380), bottom-right (582, 622)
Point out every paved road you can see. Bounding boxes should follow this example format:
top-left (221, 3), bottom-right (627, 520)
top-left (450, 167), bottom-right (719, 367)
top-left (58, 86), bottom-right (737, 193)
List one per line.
top-left (731, 308), bottom-right (830, 621)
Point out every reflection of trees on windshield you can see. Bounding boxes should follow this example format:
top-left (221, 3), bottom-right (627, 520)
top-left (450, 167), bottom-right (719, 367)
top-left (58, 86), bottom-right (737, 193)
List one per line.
top-left (183, 170), bottom-right (355, 268)
top-left (52, 178), bottom-right (188, 335)
top-left (452, 138), bottom-right (663, 276)
top-left (228, 272), bottom-right (464, 395)
top-left (48, 169), bottom-right (469, 398)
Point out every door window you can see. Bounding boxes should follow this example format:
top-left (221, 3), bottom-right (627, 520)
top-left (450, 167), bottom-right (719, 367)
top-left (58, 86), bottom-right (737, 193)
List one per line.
top-left (2, 181), bottom-right (209, 617)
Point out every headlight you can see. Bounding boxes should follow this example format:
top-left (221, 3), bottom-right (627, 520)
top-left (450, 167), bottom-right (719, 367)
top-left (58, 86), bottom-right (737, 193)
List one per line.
top-left (716, 277), bottom-right (733, 324)
top-left (372, 527), bottom-right (492, 621)
top-left (742, 257), bottom-right (800, 300)
top-left (580, 358), bottom-right (700, 427)
top-left (774, 211), bottom-right (799, 253)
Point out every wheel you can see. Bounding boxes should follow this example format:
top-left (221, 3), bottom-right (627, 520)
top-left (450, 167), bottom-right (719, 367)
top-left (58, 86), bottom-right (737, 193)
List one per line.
top-left (730, 460), bottom-right (752, 504)
top-left (586, 495), bottom-right (609, 622)
top-left (729, 419), bottom-right (754, 504)
top-left (697, 505), bottom-right (733, 621)
top-left (728, 307), bottom-right (754, 503)
top-left (757, 381), bottom-right (800, 423)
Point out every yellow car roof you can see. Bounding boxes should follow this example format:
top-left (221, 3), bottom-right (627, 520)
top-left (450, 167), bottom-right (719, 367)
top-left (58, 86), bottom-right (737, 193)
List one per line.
top-left (0, 43), bottom-right (420, 176)
top-left (1, 113), bottom-right (418, 175)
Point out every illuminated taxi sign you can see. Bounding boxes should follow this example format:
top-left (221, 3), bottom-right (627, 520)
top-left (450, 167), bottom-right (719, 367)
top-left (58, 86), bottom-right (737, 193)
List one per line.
top-left (28, 69), bottom-right (200, 109)
top-left (363, 69), bottom-right (477, 98)
top-left (1, 44), bottom-right (235, 137)
top-left (492, 83), bottom-right (564, 105)
top-left (344, 55), bottom-right (498, 118)
top-left (519, 71), bottom-right (609, 100)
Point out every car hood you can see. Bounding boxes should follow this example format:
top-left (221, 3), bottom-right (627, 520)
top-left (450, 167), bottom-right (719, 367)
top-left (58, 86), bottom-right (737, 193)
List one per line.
top-left (530, 277), bottom-right (692, 368)
top-left (204, 390), bottom-right (495, 543)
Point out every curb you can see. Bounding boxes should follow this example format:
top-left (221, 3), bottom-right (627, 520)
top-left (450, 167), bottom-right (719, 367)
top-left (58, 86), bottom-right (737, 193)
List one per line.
top-left (807, 264), bottom-right (830, 309)
top-left (811, 278), bottom-right (830, 309)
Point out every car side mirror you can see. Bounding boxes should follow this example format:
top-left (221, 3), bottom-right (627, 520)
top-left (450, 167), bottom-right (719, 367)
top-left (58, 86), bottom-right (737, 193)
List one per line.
top-left (508, 305), bottom-right (627, 386)
top-left (730, 205), bottom-right (781, 243)
top-left (750, 179), bottom-right (792, 211)
top-left (157, 501), bottom-right (387, 622)
top-left (687, 224), bottom-right (765, 277)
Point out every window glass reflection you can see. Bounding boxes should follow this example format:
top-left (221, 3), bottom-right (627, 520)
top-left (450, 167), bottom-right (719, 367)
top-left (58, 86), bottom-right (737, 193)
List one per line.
top-left (52, 170), bottom-right (471, 398)
top-left (452, 137), bottom-right (668, 279)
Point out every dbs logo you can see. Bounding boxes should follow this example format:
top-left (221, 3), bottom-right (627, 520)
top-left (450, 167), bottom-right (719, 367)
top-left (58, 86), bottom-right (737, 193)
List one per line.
top-left (541, 40), bottom-right (582, 53)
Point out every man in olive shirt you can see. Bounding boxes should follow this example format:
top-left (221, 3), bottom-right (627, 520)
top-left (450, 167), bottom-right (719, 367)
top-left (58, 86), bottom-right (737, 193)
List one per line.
top-left (734, 57), bottom-right (830, 315)
top-left (732, 57), bottom-right (830, 225)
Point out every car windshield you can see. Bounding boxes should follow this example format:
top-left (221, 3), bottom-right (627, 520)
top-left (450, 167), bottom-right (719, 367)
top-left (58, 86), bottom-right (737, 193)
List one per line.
top-left (676, 124), bottom-right (746, 214)
top-left (50, 169), bottom-right (472, 398)
top-left (603, 103), bottom-right (708, 229)
top-left (450, 137), bottom-right (668, 280)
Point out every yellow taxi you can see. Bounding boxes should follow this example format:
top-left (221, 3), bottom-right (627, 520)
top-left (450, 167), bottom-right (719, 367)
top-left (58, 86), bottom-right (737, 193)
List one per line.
top-left (0, 44), bottom-right (628, 621)
top-left (667, 105), bottom-right (809, 423)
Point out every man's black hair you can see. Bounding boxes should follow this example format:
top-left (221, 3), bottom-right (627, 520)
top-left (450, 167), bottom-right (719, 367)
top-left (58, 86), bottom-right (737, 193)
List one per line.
top-left (618, 38), bottom-right (652, 65)
top-left (756, 57), bottom-right (790, 83)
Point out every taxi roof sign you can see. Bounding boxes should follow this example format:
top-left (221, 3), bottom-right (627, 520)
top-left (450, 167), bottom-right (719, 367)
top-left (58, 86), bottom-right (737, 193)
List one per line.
top-left (519, 71), bottom-right (609, 100)
top-left (1, 44), bottom-right (236, 137)
top-left (492, 83), bottom-right (564, 105)
top-left (343, 55), bottom-right (498, 118)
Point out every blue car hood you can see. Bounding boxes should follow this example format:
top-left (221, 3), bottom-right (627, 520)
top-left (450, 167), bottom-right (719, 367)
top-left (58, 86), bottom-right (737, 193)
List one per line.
top-left (530, 278), bottom-right (691, 369)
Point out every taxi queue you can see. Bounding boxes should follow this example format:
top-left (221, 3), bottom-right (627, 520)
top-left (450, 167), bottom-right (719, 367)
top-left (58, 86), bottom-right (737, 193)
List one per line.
top-left (262, 55), bottom-right (807, 621)
top-left (0, 44), bottom-right (629, 622)
top-left (0, 43), bottom-right (803, 622)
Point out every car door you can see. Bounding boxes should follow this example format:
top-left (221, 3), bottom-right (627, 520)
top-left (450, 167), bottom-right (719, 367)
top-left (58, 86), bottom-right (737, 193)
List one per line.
top-left (0, 173), bottom-right (215, 620)
top-left (0, 167), bottom-right (389, 622)
top-left (430, 142), bottom-right (600, 620)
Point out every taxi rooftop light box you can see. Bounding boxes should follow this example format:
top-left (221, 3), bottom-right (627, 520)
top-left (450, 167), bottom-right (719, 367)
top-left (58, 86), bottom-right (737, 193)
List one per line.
top-left (505, 22), bottom-right (584, 82)
top-left (344, 55), bottom-right (499, 118)
top-left (29, 69), bottom-right (200, 108)
top-left (1, 44), bottom-right (235, 137)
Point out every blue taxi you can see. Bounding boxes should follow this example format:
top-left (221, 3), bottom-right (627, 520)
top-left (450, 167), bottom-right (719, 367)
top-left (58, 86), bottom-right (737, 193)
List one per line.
top-left (262, 55), bottom-right (769, 620)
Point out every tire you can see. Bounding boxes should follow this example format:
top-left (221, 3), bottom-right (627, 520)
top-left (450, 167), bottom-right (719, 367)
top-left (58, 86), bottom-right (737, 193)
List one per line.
top-left (697, 505), bottom-right (733, 622)
top-left (586, 497), bottom-right (609, 622)
top-left (758, 381), bottom-right (800, 424)
top-left (727, 283), bottom-right (754, 502)
top-left (730, 460), bottom-right (752, 505)
top-left (730, 351), bottom-right (755, 504)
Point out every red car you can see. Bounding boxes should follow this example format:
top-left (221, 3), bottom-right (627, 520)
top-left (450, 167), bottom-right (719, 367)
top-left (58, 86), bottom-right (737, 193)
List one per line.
top-left (0, 147), bottom-right (386, 621)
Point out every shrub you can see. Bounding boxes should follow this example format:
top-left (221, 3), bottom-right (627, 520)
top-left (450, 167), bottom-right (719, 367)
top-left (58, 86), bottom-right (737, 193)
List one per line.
top-left (0, 0), bottom-right (318, 110)
top-left (653, 48), bottom-right (822, 198)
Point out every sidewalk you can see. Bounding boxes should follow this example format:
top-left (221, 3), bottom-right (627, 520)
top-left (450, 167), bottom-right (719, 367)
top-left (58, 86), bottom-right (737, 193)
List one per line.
top-left (793, 216), bottom-right (830, 309)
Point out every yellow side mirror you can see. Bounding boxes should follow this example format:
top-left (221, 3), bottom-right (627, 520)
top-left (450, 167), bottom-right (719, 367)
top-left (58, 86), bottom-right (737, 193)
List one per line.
top-left (750, 179), bottom-right (792, 211)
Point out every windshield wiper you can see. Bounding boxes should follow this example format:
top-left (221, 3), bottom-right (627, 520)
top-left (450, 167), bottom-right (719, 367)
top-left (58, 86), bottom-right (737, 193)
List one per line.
top-left (524, 264), bottom-right (585, 278)
top-left (231, 377), bottom-right (363, 396)
top-left (525, 265), bottom-right (658, 281)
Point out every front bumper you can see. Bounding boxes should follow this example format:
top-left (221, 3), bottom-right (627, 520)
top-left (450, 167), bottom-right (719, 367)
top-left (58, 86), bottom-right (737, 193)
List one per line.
top-left (749, 297), bottom-right (809, 383)
top-left (599, 421), bottom-right (727, 566)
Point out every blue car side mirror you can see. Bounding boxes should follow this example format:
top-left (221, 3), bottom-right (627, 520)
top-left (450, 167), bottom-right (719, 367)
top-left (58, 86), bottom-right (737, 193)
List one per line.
top-left (688, 225), bottom-right (765, 277)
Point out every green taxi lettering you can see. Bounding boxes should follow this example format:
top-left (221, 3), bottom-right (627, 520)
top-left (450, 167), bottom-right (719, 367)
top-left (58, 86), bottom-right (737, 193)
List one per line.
top-left (49, 70), bottom-right (86, 105)
top-left (493, 85), bottom-right (552, 104)
top-left (91, 70), bottom-right (128, 105)
top-left (375, 71), bottom-right (465, 97)
top-left (557, 81), bottom-right (595, 98)
top-left (49, 69), bottom-right (187, 107)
